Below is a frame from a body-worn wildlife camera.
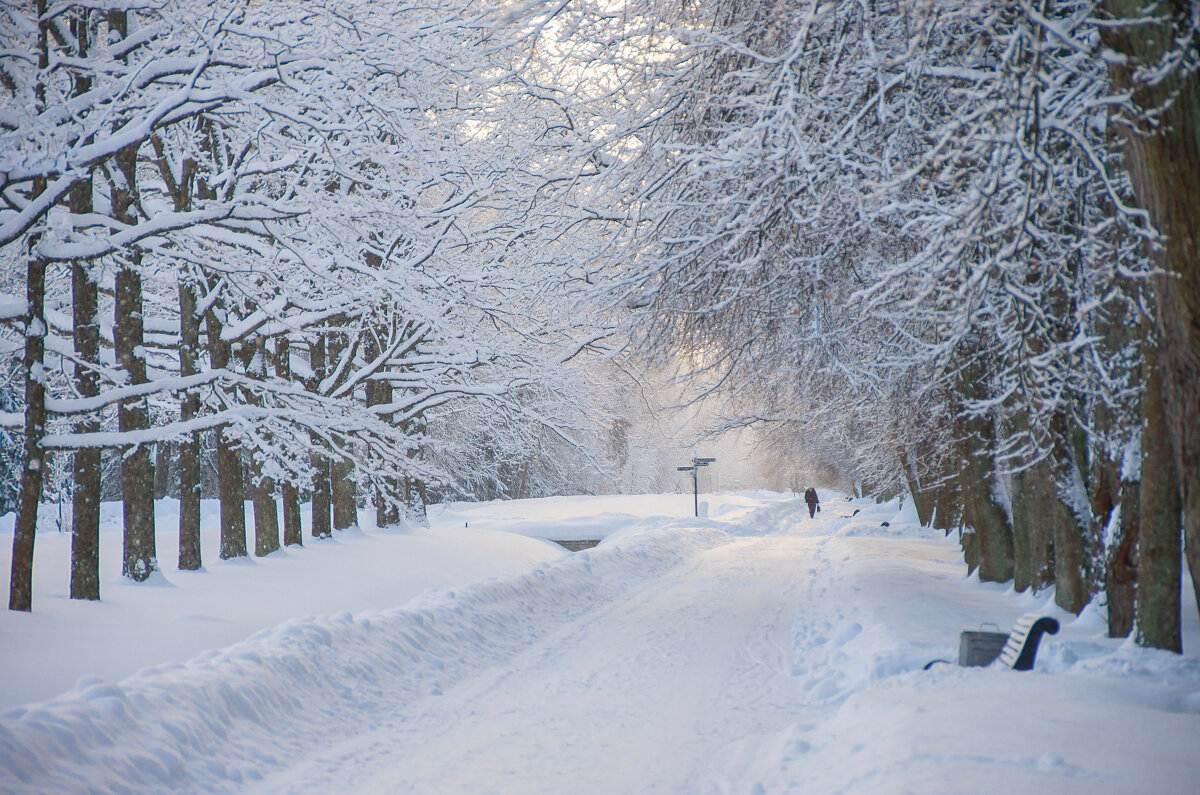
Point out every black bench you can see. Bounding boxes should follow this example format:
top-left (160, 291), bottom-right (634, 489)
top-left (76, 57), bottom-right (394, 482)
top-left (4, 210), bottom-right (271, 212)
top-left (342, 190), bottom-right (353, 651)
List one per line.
top-left (925, 613), bottom-right (1060, 671)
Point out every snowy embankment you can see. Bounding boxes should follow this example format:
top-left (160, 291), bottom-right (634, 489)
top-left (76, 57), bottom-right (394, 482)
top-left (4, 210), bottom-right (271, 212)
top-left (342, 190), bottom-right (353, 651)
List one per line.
top-left (3, 491), bottom-right (1200, 793)
top-left (0, 494), bottom-right (729, 792)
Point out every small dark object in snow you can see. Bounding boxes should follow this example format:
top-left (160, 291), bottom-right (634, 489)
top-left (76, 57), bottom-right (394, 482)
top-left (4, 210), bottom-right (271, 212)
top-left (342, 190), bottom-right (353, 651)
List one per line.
top-left (880, 521), bottom-right (890, 527)
top-left (852, 509), bottom-right (860, 516)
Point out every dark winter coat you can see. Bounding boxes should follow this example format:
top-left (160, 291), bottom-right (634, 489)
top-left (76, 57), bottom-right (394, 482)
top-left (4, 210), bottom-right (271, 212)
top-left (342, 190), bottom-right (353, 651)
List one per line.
top-left (804, 488), bottom-right (819, 506)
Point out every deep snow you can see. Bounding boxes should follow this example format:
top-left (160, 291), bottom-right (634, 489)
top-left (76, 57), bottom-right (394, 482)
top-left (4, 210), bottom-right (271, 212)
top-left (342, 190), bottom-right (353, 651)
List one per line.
top-left (1, 491), bottom-right (1198, 793)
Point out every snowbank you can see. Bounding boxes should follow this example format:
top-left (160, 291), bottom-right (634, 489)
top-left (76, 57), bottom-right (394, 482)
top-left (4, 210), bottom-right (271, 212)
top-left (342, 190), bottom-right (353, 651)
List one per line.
top-left (0, 512), bottom-right (729, 793)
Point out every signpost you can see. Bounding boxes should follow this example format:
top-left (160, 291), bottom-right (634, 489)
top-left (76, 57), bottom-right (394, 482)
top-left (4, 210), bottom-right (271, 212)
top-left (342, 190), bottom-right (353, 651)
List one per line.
top-left (677, 456), bottom-right (716, 517)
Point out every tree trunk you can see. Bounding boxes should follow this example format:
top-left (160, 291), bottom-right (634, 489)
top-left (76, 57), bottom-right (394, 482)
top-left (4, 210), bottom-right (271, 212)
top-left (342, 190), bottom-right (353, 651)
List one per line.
top-left (153, 444), bottom-right (171, 500)
top-left (898, 447), bottom-right (933, 527)
top-left (364, 334), bottom-right (399, 528)
top-left (9, 174), bottom-right (48, 610)
top-left (111, 129), bottom-right (156, 581)
top-left (327, 334), bottom-right (356, 531)
top-left (178, 275), bottom-right (202, 570)
top-left (245, 339), bottom-right (279, 556)
top-left (1021, 456), bottom-right (1062, 594)
top-left (402, 414), bottom-right (429, 528)
top-left (1049, 454), bottom-right (1089, 614)
top-left (1009, 468), bottom-right (1033, 593)
top-left (206, 310), bottom-right (246, 559)
top-left (332, 453), bottom-right (356, 531)
top-left (115, 258), bottom-right (157, 580)
top-left (149, 138), bottom-right (201, 571)
top-left (958, 436), bottom-right (1013, 583)
top-left (310, 451), bottom-right (331, 539)
top-left (308, 335), bottom-right (331, 539)
top-left (403, 475), bottom-right (428, 528)
top-left (1136, 342), bottom-right (1182, 651)
top-left (251, 467), bottom-right (280, 556)
top-left (275, 338), bottom-right (302, 547)
top-left (1101, 0), bottom-right (1200, 633)
top-left (1104, 495), bottom-right (1138, 639)
top-left (8, 0), bottom-right (53, 620)
top-left (931, 473), bottom-right (960, 535)
top-left (64, 7), bottom-right (101, 601)
top-left (60, 23), bottom-right (101, 597)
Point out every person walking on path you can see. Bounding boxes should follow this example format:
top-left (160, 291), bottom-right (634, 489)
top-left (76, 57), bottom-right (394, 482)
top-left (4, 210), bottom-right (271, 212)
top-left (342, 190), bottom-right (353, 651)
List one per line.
top-left (804, 487), bottom-right (820, 518)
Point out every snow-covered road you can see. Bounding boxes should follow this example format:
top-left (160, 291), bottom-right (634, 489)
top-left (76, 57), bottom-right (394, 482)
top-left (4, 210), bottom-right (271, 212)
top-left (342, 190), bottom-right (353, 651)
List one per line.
top-left (265, 535), bottom-right (814, 793)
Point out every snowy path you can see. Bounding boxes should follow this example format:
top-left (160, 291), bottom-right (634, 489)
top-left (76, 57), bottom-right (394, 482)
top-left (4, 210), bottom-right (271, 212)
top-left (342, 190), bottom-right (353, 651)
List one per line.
top-left (261, 535), bottom-right (815, 793)
top-left (4, 493), bottom-right (1199, 793)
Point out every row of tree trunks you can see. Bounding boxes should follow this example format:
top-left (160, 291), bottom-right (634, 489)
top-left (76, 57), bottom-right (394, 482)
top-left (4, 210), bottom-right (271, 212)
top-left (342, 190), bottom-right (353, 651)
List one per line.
top-left (1101, 0), bottom-right (1200, 633)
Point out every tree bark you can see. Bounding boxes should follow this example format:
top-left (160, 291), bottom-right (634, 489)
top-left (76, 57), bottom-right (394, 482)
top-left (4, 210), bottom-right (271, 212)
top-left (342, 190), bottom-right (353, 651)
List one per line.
top-left (9, 170), bottom-right (48, 610)
top-left (251, 465), bottom-right (280, 556)
top-left (1136, 341), bottom-right (1182, 651)
top-left (114, 255), bottom-right (157, 580)
top-left (364, 333), bottom-right (399, 528)
top-left (63, 10), bottom-right (101, 597)
top-left (327, 334), bottom-right (356, 531)
top-left (403, 474), bottom-right (429, 528)
top-left (958, 432), bottom-right (1013, 583)
top-left (177, 274), bottom-right (202, 570)
top-left (275, 337), bottom-right (302, 546)
top-left (1021, 456), bottom-right (1062, 594)
top-left (1104, 492), bottom-right (1138, 639)
top-left (1049, 452), bottom-right (1090, 614)
top-left (247, 338), bottom-right (279, 556)
top-left (954, 355), bottom-right (1014, 583)
top-left (1101, 0), bottom-right (1200, 632)
top-left (110, 118), bottom-right (157, 581)
top-left (898, 447), bottom-right (933, 527)
top-left (10, 0), bottom-right (52, 612)
top-left (308, 335), bottom-right (331, 539)
top-left (931, 473), bottom-right (960, 535)
top-left (206, 309), bottom-right (246, 559)
top-left (150, 139), bottom-right (201, 569)
top-left (332, 453), bottom-right (356, 531)
top-left (1009, 468), bottom-right (1033, 593)
top-left (401, 414), bottom-right (429, 528)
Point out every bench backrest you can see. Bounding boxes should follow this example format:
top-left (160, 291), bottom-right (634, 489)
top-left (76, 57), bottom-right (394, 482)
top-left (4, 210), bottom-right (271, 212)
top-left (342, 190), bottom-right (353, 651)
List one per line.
top-left (995, 614), bottom-right (1060, 670)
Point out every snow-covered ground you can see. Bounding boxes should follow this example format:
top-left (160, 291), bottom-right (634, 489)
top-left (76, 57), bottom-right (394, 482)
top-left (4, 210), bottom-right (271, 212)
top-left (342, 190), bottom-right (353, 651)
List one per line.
top-left (2, 491), bottom-right (1198, 793)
